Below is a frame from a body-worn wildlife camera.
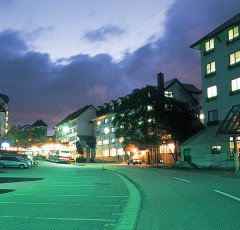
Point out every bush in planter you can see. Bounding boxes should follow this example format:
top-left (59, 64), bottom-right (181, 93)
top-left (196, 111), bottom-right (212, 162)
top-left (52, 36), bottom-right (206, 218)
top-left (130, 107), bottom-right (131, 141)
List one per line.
top-left (76, 157), bottom-right (87, 163)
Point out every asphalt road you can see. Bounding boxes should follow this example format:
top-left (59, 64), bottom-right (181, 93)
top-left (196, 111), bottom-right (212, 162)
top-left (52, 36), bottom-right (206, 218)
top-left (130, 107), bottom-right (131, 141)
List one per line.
top-left (110, 164), bottom-right (240, 230)
top-left (0, 161), bottom-right (240, 230)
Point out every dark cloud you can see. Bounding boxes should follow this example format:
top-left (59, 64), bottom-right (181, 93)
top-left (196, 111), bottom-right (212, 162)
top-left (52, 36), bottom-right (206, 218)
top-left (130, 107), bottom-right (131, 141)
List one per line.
top-left (120, 0), bottom-right (240, 89)
top-left (1, 0), bottom-right (240, 132)
top-left (83, 24), bottom-right (126, 42)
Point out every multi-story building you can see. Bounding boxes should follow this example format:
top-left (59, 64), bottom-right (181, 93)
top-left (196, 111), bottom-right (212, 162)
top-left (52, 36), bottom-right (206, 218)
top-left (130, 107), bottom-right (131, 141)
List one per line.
top-left (0, 94), bottom-right (9, 138)
top-left (55, 105), bottom-right (96, 159)
top-left (164, 78), bottom-right (202, 119)
top-left (92, 98), bottom-right (125, 162)
top-left (93, 73), bottom-right (202, 163)
top-left (181, 13), bottom-right (240, 168)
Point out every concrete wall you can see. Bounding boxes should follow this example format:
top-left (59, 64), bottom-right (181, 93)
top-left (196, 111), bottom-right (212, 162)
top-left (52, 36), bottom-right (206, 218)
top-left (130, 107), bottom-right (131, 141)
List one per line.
top-left (77, 106), bottom-right (96, 136)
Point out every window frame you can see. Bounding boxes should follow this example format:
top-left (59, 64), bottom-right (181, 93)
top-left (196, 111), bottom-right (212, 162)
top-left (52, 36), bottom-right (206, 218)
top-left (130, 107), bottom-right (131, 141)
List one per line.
top-left (206, 85), bottom-right (217, 101)
top-left (211, 146), bottom-right (221, 154)
top-left (205, 61), bottom-right (216, 77)
top-left (228, 26), bottom-right (239, 43)
top-left (231, 77), bottom-right (240, 92)
top-left (204, 39), bottom-right (214, 55)
top-left (207, 109), bottom-right (218, 126)
top-left (229, 51), bottom-right (240, 69)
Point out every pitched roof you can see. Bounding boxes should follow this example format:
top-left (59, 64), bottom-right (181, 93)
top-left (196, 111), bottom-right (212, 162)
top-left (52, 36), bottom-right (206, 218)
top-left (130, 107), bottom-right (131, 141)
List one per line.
top-left (56, 105), bottom-right (95, 126)
top-left (0, 94), bottom-right (9, 104)
top-left (165, 78), bottom-right (201, 94)
top-left (32, 119), bottom-right (48, 127)
top-left (182, 83), bottom-right (202, 94)
top-left (164, 78), bottom-right (201, 105)
top-left (190, 12), bottom-right (240, 48)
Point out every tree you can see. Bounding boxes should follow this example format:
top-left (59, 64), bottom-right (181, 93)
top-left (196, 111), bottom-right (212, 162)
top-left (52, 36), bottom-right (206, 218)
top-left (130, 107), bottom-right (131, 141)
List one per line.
top-left (113, 86), bottom-right (203, 162)
top-left (113, 86), bottom-right (161, 150)
top-left (4, 124), bottom-right (47, 148)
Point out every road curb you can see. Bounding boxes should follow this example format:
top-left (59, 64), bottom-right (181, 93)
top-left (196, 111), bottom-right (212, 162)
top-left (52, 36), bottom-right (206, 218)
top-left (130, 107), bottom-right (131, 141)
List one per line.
top-left (109, 171), bottom-right (141, 230)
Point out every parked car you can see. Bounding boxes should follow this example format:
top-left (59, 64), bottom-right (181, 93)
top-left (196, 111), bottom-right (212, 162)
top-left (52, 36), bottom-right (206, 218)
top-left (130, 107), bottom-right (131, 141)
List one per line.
top-left (127, 158), bottom-right (142, 165)
top-left (0, 156), bottom-right (31, 169)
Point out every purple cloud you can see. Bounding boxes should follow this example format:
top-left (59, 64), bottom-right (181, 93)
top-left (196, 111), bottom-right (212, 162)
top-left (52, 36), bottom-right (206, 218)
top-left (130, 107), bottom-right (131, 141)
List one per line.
top-left (1, 0), bottom-right (240, 132)
top-left (83, 24), bottom-right (126, 42)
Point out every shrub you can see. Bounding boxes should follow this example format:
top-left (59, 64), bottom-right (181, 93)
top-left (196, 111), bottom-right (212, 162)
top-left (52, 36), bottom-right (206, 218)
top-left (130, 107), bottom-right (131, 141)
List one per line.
top-left (76, 157), bottom-right (87, 163)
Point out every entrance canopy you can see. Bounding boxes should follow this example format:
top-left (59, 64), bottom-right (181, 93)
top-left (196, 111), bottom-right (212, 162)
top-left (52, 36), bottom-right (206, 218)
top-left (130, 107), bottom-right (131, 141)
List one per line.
top-left (218, 109), bottom-right (240, 134)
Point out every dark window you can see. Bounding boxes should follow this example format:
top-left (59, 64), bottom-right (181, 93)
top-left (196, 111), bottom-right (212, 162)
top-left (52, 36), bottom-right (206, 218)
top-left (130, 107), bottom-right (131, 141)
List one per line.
top-left (232, 104), bottom-right (240, 110)
top-left (211, 146), bottom-right (221, 154)
top-left (207, 110), bottom-right (219, 126)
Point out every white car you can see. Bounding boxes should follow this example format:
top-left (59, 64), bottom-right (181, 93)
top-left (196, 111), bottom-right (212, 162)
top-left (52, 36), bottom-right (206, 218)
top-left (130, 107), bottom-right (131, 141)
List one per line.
top-left (127, 158), bottom-right (142, 165)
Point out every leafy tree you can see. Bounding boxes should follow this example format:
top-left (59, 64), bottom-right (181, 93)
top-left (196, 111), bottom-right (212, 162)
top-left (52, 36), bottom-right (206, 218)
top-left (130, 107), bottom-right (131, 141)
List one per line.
top-left (113, 86), bottom-right (161, 150)
top-left (113, 86), bottom-right (203, 162)
top-left (4, 124), bottom-right (47, 148)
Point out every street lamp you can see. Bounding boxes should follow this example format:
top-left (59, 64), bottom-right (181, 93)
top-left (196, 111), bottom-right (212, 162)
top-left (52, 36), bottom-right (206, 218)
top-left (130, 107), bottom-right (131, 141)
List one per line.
top-left (62, 126), bottom-right (70, 134)
top-left (1, 142), bottom-right (10, 150)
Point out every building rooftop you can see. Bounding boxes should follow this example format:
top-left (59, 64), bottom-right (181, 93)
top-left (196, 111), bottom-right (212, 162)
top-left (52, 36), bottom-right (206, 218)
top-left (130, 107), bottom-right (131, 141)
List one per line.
top-left (164, 78), bottom-right (201, 94)
top-left (32, 119), bottom-right (48, 127)
top-left (190, 12), bottom-right (240, 48)
top-left (56, 104), bottom-right (95, 126)
top-left (0, 94), bottom-right (9, 104)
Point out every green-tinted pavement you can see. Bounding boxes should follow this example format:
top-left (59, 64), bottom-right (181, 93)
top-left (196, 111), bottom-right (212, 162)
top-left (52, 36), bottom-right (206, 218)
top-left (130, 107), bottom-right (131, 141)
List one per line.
top-left (0, 161), bottom-right (142, 230)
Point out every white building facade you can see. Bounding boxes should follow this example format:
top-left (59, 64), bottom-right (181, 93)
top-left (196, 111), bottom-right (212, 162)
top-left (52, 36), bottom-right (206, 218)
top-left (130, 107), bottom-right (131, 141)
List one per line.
top-left (93, 73), bottom-right (202, 163)
top-left (181, 13), bottom-right (240, 168)
top-left (55, 105), bottom-right (96, 158)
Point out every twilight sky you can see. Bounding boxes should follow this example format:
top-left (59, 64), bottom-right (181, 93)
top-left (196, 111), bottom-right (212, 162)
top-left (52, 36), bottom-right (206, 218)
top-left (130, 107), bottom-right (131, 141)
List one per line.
top-left (0, 0), bottom-right (240, 134)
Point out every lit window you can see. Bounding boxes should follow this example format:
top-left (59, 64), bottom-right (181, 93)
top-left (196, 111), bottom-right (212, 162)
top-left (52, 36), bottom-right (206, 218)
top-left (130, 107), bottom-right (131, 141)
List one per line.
top-left (104, 127), bottom-right (110, 134)
top-left (231, 77), bottom-right (240, 91)
top-left (110, 148), bottom-right (116, 156)
top-left (165, 91), bottom-right (173, 97)
top-left (103, 149), bottom-right (109, 157)
top-left (111, 127), bottom-right (115, 132)
top-left (111, 138), bottom-right (115, 143)
top-left (229, 51), bottom-right (240, 66)
top-left (228, 26), bottom-right (239, 41)
top-left (97, 121), bottom-right (101, 126)
top-left (103, 139), bottom-right (109, 145)
top-left (111, 116), bottom-right (114, 121)
top-left (208, 110), bottom-right (218, 122)
top-left (206, 61), bottom-right (216, 74)
top-left (205, 39), bottom-right (214, 52)
top-left (117, 148), bottom-right (124, 155)
top-left (207, 85), bottom-right (217, 98)
top-left (147, 105), bottom-right (153, 111)
top-left (97, 140), bottom-right (102, 146)
top-left (104, 118), bottom-right (108, 124)
top-left (211, 146), bottom-right (221, 154)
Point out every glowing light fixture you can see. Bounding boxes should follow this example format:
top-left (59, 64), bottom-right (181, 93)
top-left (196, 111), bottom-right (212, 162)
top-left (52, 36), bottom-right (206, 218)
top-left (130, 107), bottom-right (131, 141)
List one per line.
top-left (63, 126), bottom-right (70, 134)
top-left (1, 142), bottom-right (10, 149)
top-left (104, 127), bottom-right (110, 134)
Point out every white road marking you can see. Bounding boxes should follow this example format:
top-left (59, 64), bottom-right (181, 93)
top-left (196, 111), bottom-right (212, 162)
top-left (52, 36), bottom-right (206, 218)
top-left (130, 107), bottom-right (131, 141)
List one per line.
top-left (149, 172), bottom-right (162, 175)
top-left (12, 194), bottom-right (129, 198)
top-left (173, 177), bottom-right (191, 183)
top-left (39, 185), bottom-right (98, 187)
top-left (0, 216), bottom-right (116, 222)
top-left (0, 201), bottom-right (120, 206)
top-left (214, 190), bottom-right (240, 202)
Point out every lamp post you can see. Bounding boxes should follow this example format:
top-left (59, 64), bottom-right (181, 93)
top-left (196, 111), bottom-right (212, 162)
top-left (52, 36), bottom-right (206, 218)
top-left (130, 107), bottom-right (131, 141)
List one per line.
top-left (1, 142), bottom-right (10, 150)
